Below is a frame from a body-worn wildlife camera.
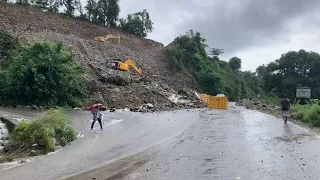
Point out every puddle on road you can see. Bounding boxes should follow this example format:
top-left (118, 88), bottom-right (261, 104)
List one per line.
top-left (275, 133), bottom-right (315, 142)
top-left (106, 119), bottom-right (123, 126)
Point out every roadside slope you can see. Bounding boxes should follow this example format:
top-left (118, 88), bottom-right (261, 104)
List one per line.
top-left (0, 3), bottom-right (199, 109)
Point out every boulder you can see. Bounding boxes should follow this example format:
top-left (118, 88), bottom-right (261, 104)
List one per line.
top-left (30, 150), bottom-right (37, 156)
top-left (144, 103), bottom-right (154, 109)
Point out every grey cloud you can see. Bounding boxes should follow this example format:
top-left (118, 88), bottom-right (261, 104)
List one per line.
top-left (173, 0), bottom-right (320, 54)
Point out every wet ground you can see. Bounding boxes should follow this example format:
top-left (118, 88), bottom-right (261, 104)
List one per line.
top-left (1, 104), bottom-right (320, 179)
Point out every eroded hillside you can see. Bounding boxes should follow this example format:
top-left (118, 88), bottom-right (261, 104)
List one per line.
top-left (0, 3), bottom-right (200, 110)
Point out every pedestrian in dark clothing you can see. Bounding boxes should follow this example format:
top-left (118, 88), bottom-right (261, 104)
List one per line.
top-left (91, 106), bottom-right (103, 130)
top-left (281, 96), bottom-right (290, 123)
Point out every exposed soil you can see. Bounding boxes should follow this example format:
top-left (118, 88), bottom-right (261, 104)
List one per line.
top-left (0, 3), bottom-right (202, 110)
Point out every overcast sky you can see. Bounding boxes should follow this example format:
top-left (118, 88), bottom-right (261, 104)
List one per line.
top-left (118, 0), bottom-right (320, 71)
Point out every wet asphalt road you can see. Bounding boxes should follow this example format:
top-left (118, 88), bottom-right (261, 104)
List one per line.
top-left (1, 104), bottom-right (320, 179)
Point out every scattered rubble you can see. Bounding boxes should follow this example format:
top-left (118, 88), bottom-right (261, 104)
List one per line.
top-left (236, 99), bottom-right (281, 116)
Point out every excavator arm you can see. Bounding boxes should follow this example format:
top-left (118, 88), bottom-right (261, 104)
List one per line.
top-left (124, 59), bottom-right (142, 76)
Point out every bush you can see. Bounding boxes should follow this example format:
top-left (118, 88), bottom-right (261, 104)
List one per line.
top-left (3, 41), bottom-right (88, 107)
top-left (10, 109), bottom-right (76, 153)
top-left (292, 104), bottom-right (320, 126)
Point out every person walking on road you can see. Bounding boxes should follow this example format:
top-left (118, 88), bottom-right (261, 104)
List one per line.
top-left (281, 96), bottom-right (290, 123)
top-left (91, 105), bottom-right (103, 131)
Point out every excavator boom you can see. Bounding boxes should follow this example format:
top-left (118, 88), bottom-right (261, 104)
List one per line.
top-left (124, 59), bottom-right (142, 76)
top-left (109, 59), bottom-right (142, 76)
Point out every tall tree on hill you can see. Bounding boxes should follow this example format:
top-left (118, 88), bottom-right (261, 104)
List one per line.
top-left (16, 0), bottom-right (29, 5)
top-left (85, 0), bottom-right (97, 21)
top-left (34, 0), bottom-right (59, 13)
top-left (91, 0), bottom-right (119, 27)
top-left (229, 57), bottom-right (242, 70)
top-left (256, 64), bottom-right (266, 77)
top-left (105, 0), bottom-right (119, 28)
top-left (59, 0), bottom-right (78, 17)
top-left (119, 9), bottom-right (153, 37)
top-left (96, 0), bottom-right (108, 25)
top-left (77, 0), bottom-right (87, 20)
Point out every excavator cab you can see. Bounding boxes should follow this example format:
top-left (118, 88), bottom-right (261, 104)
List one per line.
top-left (109, 59), bottom-right (142, 76)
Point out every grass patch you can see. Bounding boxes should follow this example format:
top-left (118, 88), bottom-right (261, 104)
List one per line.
top-left (291, 104), bottom-right (320, 126)
top-left (0, 109), bottom-right (76, 162)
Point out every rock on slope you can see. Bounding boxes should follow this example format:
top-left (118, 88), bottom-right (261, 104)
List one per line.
top-left (0, 3), bottom-right (200, 109)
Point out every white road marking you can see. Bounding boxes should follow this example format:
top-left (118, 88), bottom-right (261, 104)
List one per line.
top-left (288, 121), bottom-right (320, 139)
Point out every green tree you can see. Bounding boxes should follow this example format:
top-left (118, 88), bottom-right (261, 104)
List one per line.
top-left (229, 57), bottom-right (241, 70)
top-left (77, 0), bottom-right (87, 20)
top-left (4, 42), bottom-right (88, 106)
top-left (166, 30), bottom-right (261, 101)
top-left (120, 9), bottom-right (153, 37)
top-left (256, 64), bottom-right (266, 77)
top-left (34, 0), bottom-right (59, 13)
top-left (59, 0), bottom-right (79, 17)
top-left (105, 0), bottom-right (119, 28)
top-left (209, 48), bottom-right (225, 57)
top-left (261, 49), bottom-right (320, 99)
top-left (86, 0), bottom-right (99, 22)
top-left (16, 0), bottom-right (29, 5)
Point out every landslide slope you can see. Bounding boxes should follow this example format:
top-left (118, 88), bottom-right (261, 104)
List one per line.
top-left (0, 3), bottom-right (198, 109)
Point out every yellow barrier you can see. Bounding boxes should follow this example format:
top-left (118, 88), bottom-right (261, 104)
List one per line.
top-left (208, 96), bottom-right (228, 109)
top-left (199, 94), bottom-right (228, 109)
top-left (201, 94), bottom-right (210, 103)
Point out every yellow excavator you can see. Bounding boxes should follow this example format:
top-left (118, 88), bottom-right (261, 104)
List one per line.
top-left (110, 59), bottom-right (142, 77)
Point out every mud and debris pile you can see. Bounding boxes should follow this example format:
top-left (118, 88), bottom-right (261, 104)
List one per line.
top-left (236, 99), bottom-right (281, 116)
top-left (0, 3), bottom-right (200, 110)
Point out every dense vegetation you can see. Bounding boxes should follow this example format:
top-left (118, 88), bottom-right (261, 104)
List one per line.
top-left (166, 30), bottom-right (262, 101)
top-left (0, 30), bottom-right (88, 107)
top-left (1, 0), bottom-right (154, 37)
top-left (257, 50), bottom-right (320, 100)
top-left (1, 109), bottom-right (76, 162)
top-left (167, 30), bottom-right (320, 104)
